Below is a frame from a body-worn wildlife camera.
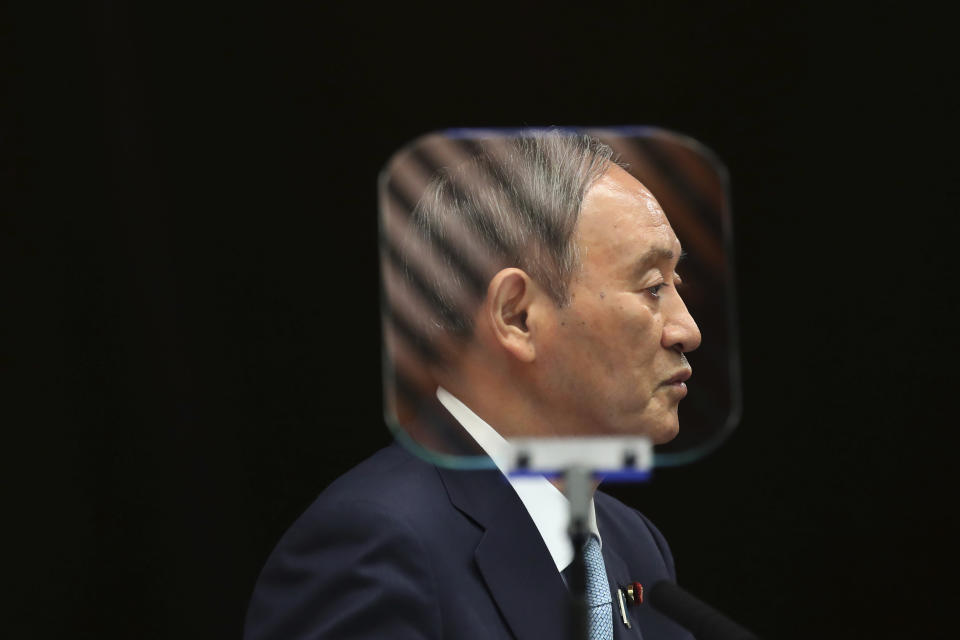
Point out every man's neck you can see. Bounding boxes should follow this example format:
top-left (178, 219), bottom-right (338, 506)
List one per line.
top-left (436, 373), bottom-right (554, 440)
top-left (436, 385), bottom-right (600, 496)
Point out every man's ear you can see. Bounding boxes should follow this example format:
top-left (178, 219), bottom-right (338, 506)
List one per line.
top-left (485, 268), bottom-right (539, 363)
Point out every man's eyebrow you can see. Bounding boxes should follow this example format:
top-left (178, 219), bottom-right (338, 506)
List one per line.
top-left (631, 246), bottom-right (684, 276)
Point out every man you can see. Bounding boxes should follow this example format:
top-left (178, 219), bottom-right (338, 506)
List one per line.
top-left (245, 132), bottom-right (700, 639)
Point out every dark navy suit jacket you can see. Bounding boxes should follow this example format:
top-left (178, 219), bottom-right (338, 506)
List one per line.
top-left (245, 442), bottom-right (694, 639)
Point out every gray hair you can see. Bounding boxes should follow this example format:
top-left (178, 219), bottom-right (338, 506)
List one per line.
top-left (407, 130), bottom-right (614, 338)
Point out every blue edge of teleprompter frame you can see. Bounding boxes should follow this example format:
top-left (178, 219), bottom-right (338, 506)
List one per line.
top-left (510, 469), bottom-right (653, 484)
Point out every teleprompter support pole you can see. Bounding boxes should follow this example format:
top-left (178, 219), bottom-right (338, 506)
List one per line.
top-left (564, 465), bottom-right (592, 640)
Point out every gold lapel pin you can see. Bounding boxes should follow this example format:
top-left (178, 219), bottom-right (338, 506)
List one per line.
top-left (616, 581), bottom-right (644, 628)
top-left (616, 588), bottom-right (631, 628)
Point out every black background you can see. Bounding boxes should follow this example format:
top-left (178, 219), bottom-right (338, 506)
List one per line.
top-left (5, 2), bottom-right (957, 638)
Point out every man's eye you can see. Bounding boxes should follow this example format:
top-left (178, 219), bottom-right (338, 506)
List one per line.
top-left (646, 283), bottom-right (666, 298)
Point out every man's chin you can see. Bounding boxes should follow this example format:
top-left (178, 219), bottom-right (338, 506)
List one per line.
top-left (647, 415), bottom-right (681, 445)
top-left (616, 417), bottom-right (679, 444)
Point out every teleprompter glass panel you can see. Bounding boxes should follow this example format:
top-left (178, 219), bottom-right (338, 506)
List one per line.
top-left (378, 127), bottom-right (740, 471)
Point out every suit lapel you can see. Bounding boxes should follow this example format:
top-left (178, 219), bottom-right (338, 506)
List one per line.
top-left (438, 465), bottom-right (574, 640)
top-left (603, 541), bottom-right (645, 640)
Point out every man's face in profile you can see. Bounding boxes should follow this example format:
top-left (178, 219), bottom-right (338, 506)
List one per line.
top-left (537, 165), bottom-right (701, 443)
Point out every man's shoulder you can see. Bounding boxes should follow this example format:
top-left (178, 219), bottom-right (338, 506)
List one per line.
top-left (323, 442), bottom-right (440, 497)
top-left (245, 443), bottom-right (457, 639)
top-left (593, 489), bottom-right (665, 537)
top-left (296, 442), bottom-right (451, 529)
top-left (594, 489), bottom-right (677, 577)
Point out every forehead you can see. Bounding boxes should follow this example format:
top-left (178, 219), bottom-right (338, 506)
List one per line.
top-left (576, 165), bottom-right (678, 271)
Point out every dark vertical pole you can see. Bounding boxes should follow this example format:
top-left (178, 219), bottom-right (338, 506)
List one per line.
top-left (565, 466), bottom-right (591, 640)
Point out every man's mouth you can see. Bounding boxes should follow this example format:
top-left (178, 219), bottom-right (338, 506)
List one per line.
top-left (661, 368), bottom-right (692, 397)
top-left (663, 368), bottom-right (692, 386)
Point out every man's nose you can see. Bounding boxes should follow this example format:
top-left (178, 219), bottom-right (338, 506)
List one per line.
top-left (662, 291), bottom-right (702, 353)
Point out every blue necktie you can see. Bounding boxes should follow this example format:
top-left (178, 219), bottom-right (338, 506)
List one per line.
top-left (583, 536), bottom-right (614, 640)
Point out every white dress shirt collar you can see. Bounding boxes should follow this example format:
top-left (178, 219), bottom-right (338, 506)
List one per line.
top-left (436, 386), bottom-right (601, 572)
